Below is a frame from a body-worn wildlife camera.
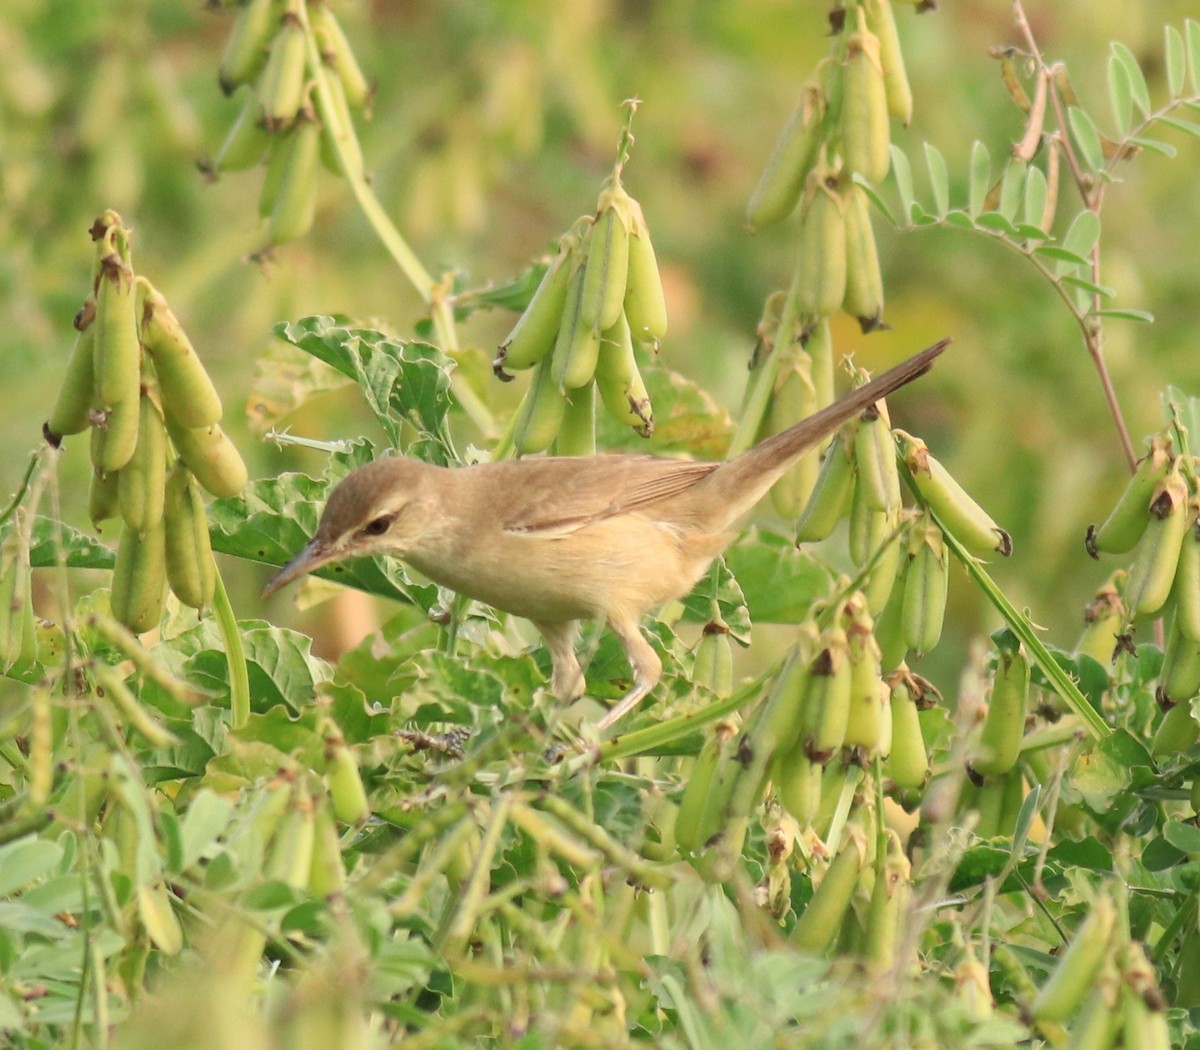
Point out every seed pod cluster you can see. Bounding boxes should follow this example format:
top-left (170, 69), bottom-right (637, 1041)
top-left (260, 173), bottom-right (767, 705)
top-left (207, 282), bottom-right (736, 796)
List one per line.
top-left (209, 0), bottom-right (373, 245)
top-left (1085, 432), bottom-right (1200, 713)
top-left (494, 157), bottom-right (668, 454)
top-left (44, 212), bottom-right (246, 633)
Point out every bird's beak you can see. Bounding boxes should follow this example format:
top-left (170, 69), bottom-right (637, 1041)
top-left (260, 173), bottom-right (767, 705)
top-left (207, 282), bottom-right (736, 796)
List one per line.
top-left (262, 539), bottom-right (338, 598)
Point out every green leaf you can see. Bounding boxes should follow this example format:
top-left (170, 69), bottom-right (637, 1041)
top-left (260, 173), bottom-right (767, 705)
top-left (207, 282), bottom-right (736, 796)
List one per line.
top-left (1061, 275), bottom-right (1115, 299)
top-left (1163, 819), bottom-right (1200, 854)
top-left (997, 159), bottom-right (1025, 222)
top-left (889, 145), bottom-right (915, 228)
top-left (1012, 223), bottom-right (1050, 242)
top-left (677, 556), bottom-right (751, 645)
top-left (924, 143), bottom-right (949, 217)
top-left (1165, 24), bottom-right (1187, 99)
top-left (0, 901), bottom-right (71, 939)
top-left (943, 210), bottom-right (974, 230)
top-left (1111, 42), bottom-right (1151, 117)
top-left (459, 258), bottom-right (550, 316)
top-left (26, 516), bottom-right (114, 570)
top-left (274, 316), bottom-right (456, 462)
top-left (973, 212), bottom-right (1017, 236)
top-left (1058, 209), bottom-right (1101, 269)
top-left (177, 790), bottom-right (236, 873)
top-left (0, 838), bottom-right (62, 897)
top-left (1068, 107), bottom-right (1105, 171)
top-left (1106, 52), bottom-right (1133, 135)
top-left (967, 140), bottom-right (990, 217)
top-left (1187, 19), bottom-right (1200, 95)
top-left (851, 174), bottom-right (895, 226)
top-left (1158, 116), bottom-right (1200, 139)
top-left (1021, 165), bottom-right (1047, 231)
top-left (724, 527), bottom-right (830, 626)
top-left (1033, 245), bottom-right (1090, 267)
top-left (1128, 136), bottom-right (1177, 158)
top-left (1092, 308), bottom-right (1154, 323)
top-left (188, 624), bottom-right (332, 716)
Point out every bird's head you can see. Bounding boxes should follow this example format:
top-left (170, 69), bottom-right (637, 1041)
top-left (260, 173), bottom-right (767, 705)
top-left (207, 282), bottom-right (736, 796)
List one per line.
top-left (262, 457), bottom-right (438, 597)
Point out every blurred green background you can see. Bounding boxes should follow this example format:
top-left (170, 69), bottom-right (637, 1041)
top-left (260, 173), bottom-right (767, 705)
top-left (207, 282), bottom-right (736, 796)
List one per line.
top-left (3, 0), bottom-right (1199, 675)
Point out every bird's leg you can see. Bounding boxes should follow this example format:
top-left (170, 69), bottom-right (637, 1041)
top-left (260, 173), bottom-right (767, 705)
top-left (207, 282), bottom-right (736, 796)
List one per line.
top-left (595, 615), bottom-right (663, 730)
top-left (533, 620), bottom-right (585, 700)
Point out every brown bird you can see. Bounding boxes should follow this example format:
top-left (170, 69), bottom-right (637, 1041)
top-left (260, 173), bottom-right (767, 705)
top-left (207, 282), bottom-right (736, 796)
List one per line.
top-left (264, 338), bottom-right (949, 729)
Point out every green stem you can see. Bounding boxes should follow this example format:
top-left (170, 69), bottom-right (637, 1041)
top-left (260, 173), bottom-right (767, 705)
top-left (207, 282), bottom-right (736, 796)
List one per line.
top-left (211, 566), bottom-right (251, 728)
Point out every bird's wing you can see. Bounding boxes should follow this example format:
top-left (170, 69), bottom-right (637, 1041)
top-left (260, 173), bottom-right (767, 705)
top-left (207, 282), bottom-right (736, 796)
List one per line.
top-left (500, 457), bottom-right (719, 537)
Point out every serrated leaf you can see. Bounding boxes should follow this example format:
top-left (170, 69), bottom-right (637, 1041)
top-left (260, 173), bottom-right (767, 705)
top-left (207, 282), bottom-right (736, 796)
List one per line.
top-left (968, 140), bottom-right (990, 217)
top-left (723, 526), bottom-right (829, 626)
top-left (889, 145), bottom-right (915, 228)
top-left (923, 143), bottom-right (949, 217)
top-left (1106, 52), bottom-right (1133, 135)
top-left (1111, 42), bottom-right (1151, 117)
top-left (1022, 165), bottom-right (1048, 231)
top-left (1068, 107), bottom-right (1105, 171)
top-left (1034, 245), bottom-right (1089, 266)
top-left (274, 316), bottom-right (456, 463)
top-left (1128, 136), bottom-right (1177, 158)
top-left (247, 340), bottom-right (354, 437)
top-left (677, 556), bottom-right (751, 645)
top-left (1187, 20), bottom-right (1200, 95)
top-left (25, 516), bottom-right (115, 570)
top-left (1093, 308), bottom-right (1154, 323)
top-left (997, 159), bottom-right (1025, 222)
top-left (1165, 25), bottom-right (1187, 99)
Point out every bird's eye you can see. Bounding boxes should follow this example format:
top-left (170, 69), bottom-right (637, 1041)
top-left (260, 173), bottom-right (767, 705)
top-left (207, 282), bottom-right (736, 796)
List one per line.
top-left (362, 515), bottom-right (393, 537)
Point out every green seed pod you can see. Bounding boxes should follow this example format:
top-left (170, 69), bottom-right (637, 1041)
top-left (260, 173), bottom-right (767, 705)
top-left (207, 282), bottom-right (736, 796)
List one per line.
top-left (800, 627), bottom-right (853, 763)
top-left (901, 519), bottom-right (949, 654)
top-left (899, 430), bottom-right (1013, 557)
top-left (165, 419), bottom-right (248, 499)
top-left (883, 670), bottom-right (929, 790)
top-left (308, 796), bottom-right (347, 898)
top-left (803, 316), bottom-right (835, 411)
top-left (1074, 573), bottom-right (1125, 666)
top-left (579, 189), bottom-right (632, 333)
top-left (1031, 894), bottom-right (1117, 1024)
top-left (268, 114), bottom-right (321, 244)
top-left (774, 745), bottom-right (823, 826)
top-left (1149, 698), bottom-right (1200, 757)
top-left (117, 391), bottom-right (168, 533)
top-left (841, 182), bottom-right (886, 333)
top-left (796, 431), bottom-right (856, 543)
top-left (843, 619), bottom-right (888, 758)
top-left (693, 623), bottom-right (734, 698)
top-left (1157, 610), bottom-right (1200, 710)
top-left (211, 93), bottom-right (271, 174)
top-left (266, 787), bottom-right (316, 890)
top-left (840, 18), bottom-right (891, 184)
top-left (595, 310), bottom-right (654, 437)
top-left (140, 284), bottom-right (223, 428)
top-left (101, 397), bottom-right (141, 476)
top-left (258, 131), bottom-right (291, 218)
top-left (865, 0), bottom-right (913, 126)
top-left (47, 322), bottom-right (98, 439)
top-left (309, 1), bottom-right (371, 110)
top-left (1172, 512), bottom-right (1200, 642)
top-left (163, 462), bottom-right (216, 610)
top-left (513, 356), bottom-right (566, 455)
top-left (110, 521), bottom-right (167, 635)
top-left (496, 233), bottom-right (582, 373)
top-left (863, 829), bottom-right (911, 974)
top-left (218, 0), bottom-right (278, 95)
top-left (554, 381), bottom-right (596, 457)
top-left (94, 243), bottom-right (142, 471)
top-left (874, 576), bottom-right (909, 673)
top-left (257, 9), bottom-right (307, 131)
top-left (1125, 466), bottom-right (1190, 620)
top-left (623, 200), bottom-right (669, 344)
top-left (747, 80), bottom-right (825, 229)
top-left (322, 721), bottom-right (370, 826)
top-left (848, 477), bottom-right (892, 568)
top-left (792, 829), bottom-right (867, 955)
top-left (971, 643), bottom-right (1030, 778)
top-left (854, 401), bottom-right (900, 513)
top-left (675, 718), bottom-right (737, 852)
top-left (137, 881), bottom-right (184, 956)
top-left (89, 461), bottom-right (121, 528)
top-left (1085, 434), bottom-right (1172, 558)
top-left (763, 352), bottom-right (820, 517)
top-left (550, 265), bottom-right (600, 391)
top-left (793, 172), bottom-right (847, 319)
top-left (315, 65), bottom-right (364, 179)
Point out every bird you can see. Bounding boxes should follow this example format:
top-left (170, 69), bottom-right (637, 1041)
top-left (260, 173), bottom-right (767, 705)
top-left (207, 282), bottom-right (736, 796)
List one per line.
top-left (264, 338), bottom-right (949, 730)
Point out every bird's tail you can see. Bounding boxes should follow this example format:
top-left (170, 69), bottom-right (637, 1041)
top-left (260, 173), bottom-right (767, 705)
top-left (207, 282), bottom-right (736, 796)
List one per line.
top-left (702, 337), bottom-right (951, 523)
